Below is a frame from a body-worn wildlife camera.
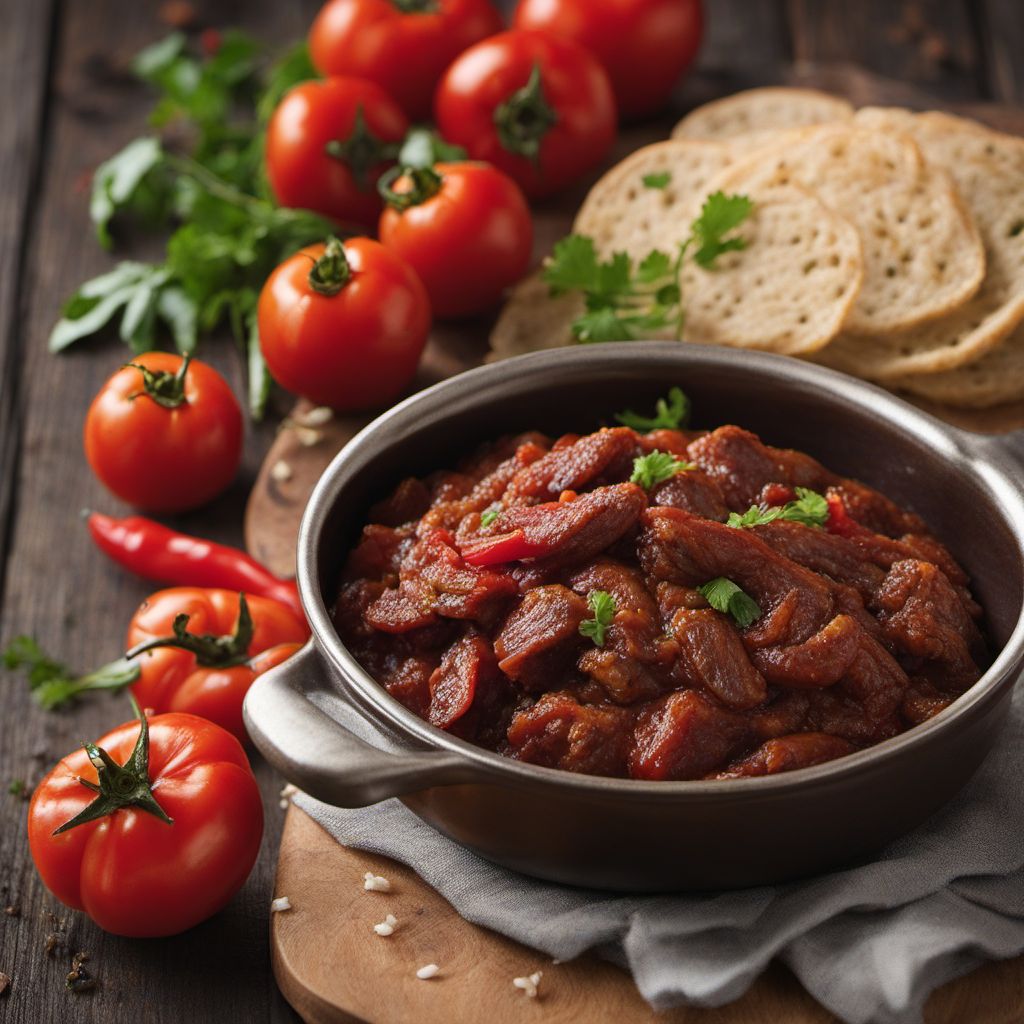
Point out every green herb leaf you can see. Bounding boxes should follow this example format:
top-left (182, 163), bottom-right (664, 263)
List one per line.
top-left (480, 509), bottom-right (500, 528)
top-left (398, 127), bottom-right (467, 169)
top-left (690, 191), bottom-right (754, 269)
top-left (630, 450), bottom-right (694, 488)
top-left (615, 386), bottom-right (690, 431)
top-left (698, 577), bottom-right (762, 628)
top-left (572, 307), bottom-right (635, 343)
top-left (90, 137), bottom-right (165, 248)
top-left (543, 234), bottom-right (601, 295)
top-left (635, 250), bottom-right (673, 285)
top-left (8, 779), bottom-right (26, 798)
top-left (247, 311), bottom-right (271, 422)
top-left (642, 171), bottom-right (671, 190)
top-left (726, 487), bottom-right (829, 530)
top-left (579, 590), bottom-right (617, 647)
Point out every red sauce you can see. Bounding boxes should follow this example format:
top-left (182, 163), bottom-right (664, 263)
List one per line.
top-left (334, 424), bottom-right (988, 780)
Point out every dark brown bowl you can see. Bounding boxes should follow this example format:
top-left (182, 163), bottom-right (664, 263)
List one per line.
top-left (244, 343), bottom-right (1024, 891)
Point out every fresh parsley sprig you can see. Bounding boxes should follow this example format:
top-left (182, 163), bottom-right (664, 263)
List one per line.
top-left (698, 578), bottom-right (762, 629)
top-left (615, 386), bottom-right (690, 431)
top-left (727, 487), bottom-right (829, 530)
top-left (480, 508), bottom-right (500, 528)
top-left (543, 190), bottom-right (753, 344)
top-left (630, 450), bottom-right (694, 489)
top-left (579, 590), bottom-right (617, 647)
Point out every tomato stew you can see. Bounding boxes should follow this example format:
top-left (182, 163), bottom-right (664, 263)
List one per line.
top-left (334, 420), bottom-right (987, 781)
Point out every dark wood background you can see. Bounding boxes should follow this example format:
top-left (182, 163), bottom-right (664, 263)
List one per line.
top-left (1, 2), bottom-right (1022, 1023)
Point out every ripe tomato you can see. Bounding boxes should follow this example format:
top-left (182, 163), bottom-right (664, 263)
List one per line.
top-left (378, 161), bottom-right (532, 318)
top-left (513, 0), bottom-right (704, 118)
top-left (126, 588), bottom-right (308, 744)
top-left (309, 0), bottom-right (503, 122)
top-left (265, 77), bottom-right (409, 227)
top-left (257, 237), bottom-right (431, 411)
top-left (28, 705), bottom-right (263, 937)
top-left (84, 352), bottom-right (242, 514)
top-left (434, 29), bottom-right (617, 199)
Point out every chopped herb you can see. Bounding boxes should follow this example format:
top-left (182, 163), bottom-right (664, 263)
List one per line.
top-left (579, 590), bottom-right (617, 647)
top-left (699, 577), bottom-right (762, 628)
top-left (8, 779), bottom-right (26, 798)
top-left (727, 487), bottom-right (829, 529)
top-left (543, 190), bottom-right (753, 344)
top-left (2, 636), bottom-right (139, 712)
top-left (615, 386), bottom-right (690, 431)
top-left (480, 509), bottom-right (500, 528)
top-left (630, 450), bottom-right (694, 489)
top-left (642, 171), bottom-right (671, 190)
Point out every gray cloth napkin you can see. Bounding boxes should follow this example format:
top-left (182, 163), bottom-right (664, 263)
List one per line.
top-left (295, 685), bottom-right (1024, 1024)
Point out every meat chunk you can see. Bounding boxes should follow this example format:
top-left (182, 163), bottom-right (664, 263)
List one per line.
top-left (651, 469), bottom-right (730, 521)
top-left (629, 690), bottom-right (753, 780)
top-left (494, 585), bottom-right (588, 690)
top-left (669, 608), bottom-right (767, 709)
top-left (506, 692), bottom-right (633, 776)
top-left (427, 633), bottom-right (511, 745)
top-left (711, 733), bottom-right (856, 778)
top-left (506, 427), bottom-right (636, 501)
top-left (369, 477), bottom-right (431, 527)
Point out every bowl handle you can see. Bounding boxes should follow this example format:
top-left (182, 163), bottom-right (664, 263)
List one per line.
top-left (243, 642), bottom-right (477, 807)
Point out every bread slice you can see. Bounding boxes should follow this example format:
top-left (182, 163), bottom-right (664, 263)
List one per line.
top-left (818, 110), bottom-right (1024, 379)
top-left (708, 123), bottom-right (984, 335)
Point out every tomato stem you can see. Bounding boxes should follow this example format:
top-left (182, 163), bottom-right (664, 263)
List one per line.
top-left (390, 0), bottom-right (438, 11)
top-left (307, 238), bottom-right (352, 297)
top-left (493, 64), bottom-right (558, 165)
top-left (378, 165), bottom-right (444, 212)
top-left (324, 105), bottom-right (401, 191)
top-left (125, 593), bottom-right (255, 668)
top-left (125, 352), bottom-right (192, 409)
top-left (53, 697), bottom-right (174, 835)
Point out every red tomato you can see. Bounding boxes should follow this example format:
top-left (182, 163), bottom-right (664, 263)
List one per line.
top-left (434, 29), bottom-right (617, 198)
top-left (257, 237), bottom-right (431, 411)
top-left (378, 161), bottom-right (532, 318)
top-left (265, 77), bottom-right (409, 227)
top-left (84, 352), bottom-right (242, 514)
top-left (28, 707), bottom-right (263, 937)
top-left (513, 0), bottom-right (703, 118)
top-left (126, 588), bottom-right (308, 744)
top-left (309, 0), bottom-right (504, 121)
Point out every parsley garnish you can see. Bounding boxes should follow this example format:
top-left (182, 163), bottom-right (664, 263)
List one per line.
top-left (698, 578), bottom-right (762, 628)
top-left (630, 450), bottom-right (694, 489)
top-left (480, 509), bottom-right (500, 528)
top-left (579, 590), bottom-right (617, 647)
top-left (615, 386), bottom-right (690, 431)
top-left (543, 190), bottom-right (753, 344)
top-left (642, 171), bottom-right (671, 190)
top-left (2, 636), bottom-right (139, 712)
top-left (726, 487), bottom-right (829, 530)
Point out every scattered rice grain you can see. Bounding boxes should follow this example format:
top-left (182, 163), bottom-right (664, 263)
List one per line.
top-left (270, 896), bottom-right (292, 913)
top-left (271, 460), bottom-right (293, 483)
top-left (373, 914), bottom-right (398, 937)
top-left (512, 971), bottom-right (543, 998)
top-left (416, 964), bottom-right (440, 980)
top-left (363, 872), bottom-right (391, 892)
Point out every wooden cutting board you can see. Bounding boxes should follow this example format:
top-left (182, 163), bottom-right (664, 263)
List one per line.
top-left (246, 69), bottom-right (1024, 1023)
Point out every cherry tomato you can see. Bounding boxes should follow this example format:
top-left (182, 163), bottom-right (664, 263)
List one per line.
top-left (126, 588), bottom-right (308, 744)
top-left (28, 705), bottom-right (263, 937)
top-left (309, 0), bottom-right (504, 122)
top-left (84, 352), bottom-right (242, 514)
top-left (265, 76), bottom-right (409, 227)
top-left (257, 237), bottom-right (431, 411)
top-left (434, 29), bottom-right (617, 199)
top-left (378, 161), bottom-right (532, 318)
top-left (513, 0), bottom-right (704, 118)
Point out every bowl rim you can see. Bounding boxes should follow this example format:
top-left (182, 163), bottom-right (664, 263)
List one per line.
top-left (296, 342), bottom-right (1024, 800)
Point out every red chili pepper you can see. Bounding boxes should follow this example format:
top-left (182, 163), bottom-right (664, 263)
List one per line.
top-left (460, 529), bottom-right (542, 566)
top-left (825, 493), bottom-right (858, 538)
top-left (86, 512), bottom-right (304, 620)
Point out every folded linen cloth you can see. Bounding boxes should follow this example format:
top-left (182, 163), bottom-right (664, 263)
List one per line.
top-left (294, 686), bottom-right (1024, 1024)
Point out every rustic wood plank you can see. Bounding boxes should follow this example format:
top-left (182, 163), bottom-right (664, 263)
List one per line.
top-left (787, 0), bottom-right (986, 101)
top-left (0, 2), bottom-right (321, 1023)
top-left (976, 0), bottom-right (1024, 102)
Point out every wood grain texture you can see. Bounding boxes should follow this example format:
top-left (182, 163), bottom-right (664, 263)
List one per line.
top-left (977, 0), bottom-right (1024, 102)
top-left (272, 807), bottom-right (1024, 1024)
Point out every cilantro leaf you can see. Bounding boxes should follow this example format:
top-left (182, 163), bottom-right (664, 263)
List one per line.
top-left (698, 578), bottom-right (762, 628)
top-left (635, 250), bottom-right (673, 285)
top-left (579, 590), bottom-right (617, 647)
top-left (90, 137), bottom-right (166, 248)
top-left (615, 387), bottom-right (691, 431)
top-left (572, 307), bottom-right (635, 343)
top-left (690, 191), bottom-right (754, 269)
top-left (726, 487), bottom-right (829, 530)
top-left (642, 171), bottom-right (671, 190)
top-left (544, 234), bottom-right (600, 295)
top-left (480, 509), bottom-right (500, 528)
top-left (630, 450), bottom-right (694, 488)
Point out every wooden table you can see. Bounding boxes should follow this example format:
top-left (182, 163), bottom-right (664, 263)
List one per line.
top-left (1, 3), bottom-right (1021, 1023)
